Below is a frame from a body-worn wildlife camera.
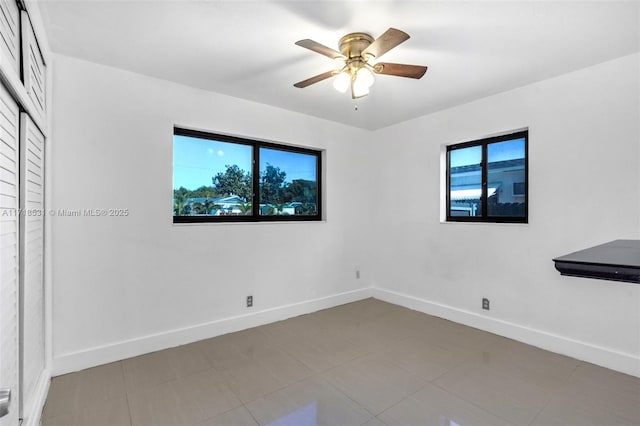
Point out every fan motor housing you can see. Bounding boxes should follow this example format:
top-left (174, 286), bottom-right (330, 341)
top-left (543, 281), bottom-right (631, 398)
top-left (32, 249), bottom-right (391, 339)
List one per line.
top-left (338, 33), bottom-right (374, 58)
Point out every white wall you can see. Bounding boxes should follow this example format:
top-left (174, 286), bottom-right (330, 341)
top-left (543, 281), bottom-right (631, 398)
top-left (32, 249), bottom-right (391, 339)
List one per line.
top-left (50, 54), bottom-right (375, 374)
top-left (50, 51), bottom-right (640, 377)
top-left (370, 53), bottom-right (640, 376)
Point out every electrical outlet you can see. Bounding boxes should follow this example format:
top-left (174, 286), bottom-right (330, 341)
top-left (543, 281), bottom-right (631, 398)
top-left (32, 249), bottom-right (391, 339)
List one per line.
top-left (247, 295), bottom-right (253, 308)
top-left (356, 270), bottom-right (360, 279)
top-left (482, 298), bottom-right (490, 310)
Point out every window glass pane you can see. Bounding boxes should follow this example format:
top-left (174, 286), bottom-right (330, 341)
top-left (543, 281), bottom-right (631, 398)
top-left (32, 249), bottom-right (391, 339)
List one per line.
top-left (259, 148), bottom-right (318, 216)
top-left (449, 145), bottom-right (483, 217)
top-left (173, 135), bottom-right (253, 217)
top-left (487, 138), bottom-right (526, 217)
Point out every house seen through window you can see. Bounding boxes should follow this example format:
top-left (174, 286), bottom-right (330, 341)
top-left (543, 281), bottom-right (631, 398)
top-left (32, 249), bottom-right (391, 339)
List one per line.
top-left (173, 128), bottom-right (321, 222)
top-left (447, 130), bottom-right (528, 223)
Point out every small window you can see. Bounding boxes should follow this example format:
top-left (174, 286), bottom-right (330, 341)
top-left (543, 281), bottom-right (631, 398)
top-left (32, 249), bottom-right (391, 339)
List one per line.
top-left (513, 182), bottom-right (525, 196)
top-left (447, 130), bottom-right (528, 223)
top-left (173, 128), bottom-right (321, 223)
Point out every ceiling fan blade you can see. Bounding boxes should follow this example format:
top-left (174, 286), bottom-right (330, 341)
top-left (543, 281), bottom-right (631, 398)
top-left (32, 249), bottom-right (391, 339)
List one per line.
top-left (362, 28), bottom-right (410, 59)
top-left (373, 62), bottom-right (428, 79)
top-left (294, 70), bottom-right (338, 88)
top-left (295, 39), bottom-right (346, 60)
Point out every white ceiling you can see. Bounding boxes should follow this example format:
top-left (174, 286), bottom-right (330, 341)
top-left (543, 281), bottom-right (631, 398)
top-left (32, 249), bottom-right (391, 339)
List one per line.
top-left (38, 1), bottom-right (639, 130)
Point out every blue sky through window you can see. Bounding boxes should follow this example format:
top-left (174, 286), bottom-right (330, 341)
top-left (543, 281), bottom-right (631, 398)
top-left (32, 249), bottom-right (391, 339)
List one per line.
top-left (260, 148), bottom-right (317, 183)
top-left (174, 135), bottom-right (251, 190)
top-left (174, 135), bottom-right (317, 190)
top-left (488, 138), bottom-right (525, 162)
top-left (450, 145), bottom-right (481, 168)
top-left (450, 137), bottom-right (525, 168)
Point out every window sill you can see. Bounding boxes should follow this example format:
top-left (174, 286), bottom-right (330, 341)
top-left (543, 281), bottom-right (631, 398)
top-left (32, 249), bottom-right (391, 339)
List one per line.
top-left (439, 220), bottom-right (529, 227)
top-left (173, 219), bottom-right (327, 226)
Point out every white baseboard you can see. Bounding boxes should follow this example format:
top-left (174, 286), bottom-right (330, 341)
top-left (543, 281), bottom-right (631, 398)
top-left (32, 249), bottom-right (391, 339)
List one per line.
top-left (52, 288), bottom-right (373, 376)
top-left (371, 287), bottom-right (640, 378)
top-left (22, 369), bottom-right (50, 426)
top-left (52, 285), bottom-right (639, 378)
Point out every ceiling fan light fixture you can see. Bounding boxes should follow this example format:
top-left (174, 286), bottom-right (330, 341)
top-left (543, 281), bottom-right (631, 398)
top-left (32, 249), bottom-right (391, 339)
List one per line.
top-left (333, 71), bottom-right (351, 93)
top-left (294, 28), bottom-right (427, 98)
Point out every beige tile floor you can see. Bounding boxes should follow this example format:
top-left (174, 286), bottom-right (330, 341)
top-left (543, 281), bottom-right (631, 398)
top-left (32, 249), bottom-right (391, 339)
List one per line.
top-left (42, 298), bottom-right (640, 426)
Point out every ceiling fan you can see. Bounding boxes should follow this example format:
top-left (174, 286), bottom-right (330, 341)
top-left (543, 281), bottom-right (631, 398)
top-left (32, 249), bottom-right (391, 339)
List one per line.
top-left (294, 28), bottom-right (428, 99)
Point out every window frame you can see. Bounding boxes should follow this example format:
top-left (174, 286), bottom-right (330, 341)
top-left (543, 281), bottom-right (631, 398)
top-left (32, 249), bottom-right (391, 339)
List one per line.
top-left (173, 127), bottom-right (322, 223)
top-left (446, 130), bottom-right (528, 224)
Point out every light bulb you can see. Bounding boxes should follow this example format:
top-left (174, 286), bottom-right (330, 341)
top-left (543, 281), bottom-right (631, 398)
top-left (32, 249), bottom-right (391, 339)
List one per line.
top-left (356, 67), bottom-right (375, 88)
top-left (351, 77), bottom-right (370, 98)
top-left (333, 72), bottom-right (350, 93)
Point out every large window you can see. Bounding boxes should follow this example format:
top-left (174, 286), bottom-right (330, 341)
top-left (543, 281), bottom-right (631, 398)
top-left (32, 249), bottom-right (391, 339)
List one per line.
top-left (173, 128), bottom-right (321, 223)
top-left (447, 130), bottom-right (528, 223)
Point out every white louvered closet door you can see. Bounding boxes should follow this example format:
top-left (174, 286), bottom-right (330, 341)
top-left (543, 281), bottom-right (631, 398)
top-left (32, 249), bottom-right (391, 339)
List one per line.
top-left (0, 0), bottom-right (20, 76)
top-left (21, 11), bottom-right (46, 118)
top-left (0, 75), bottom-right (20, 426)
top-left (19, 113), bottom-right (44, 422)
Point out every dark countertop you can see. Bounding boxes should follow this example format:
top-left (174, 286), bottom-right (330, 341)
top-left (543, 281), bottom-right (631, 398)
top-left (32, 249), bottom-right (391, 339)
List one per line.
top-left (553, 240), bottom-right (640, 284)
